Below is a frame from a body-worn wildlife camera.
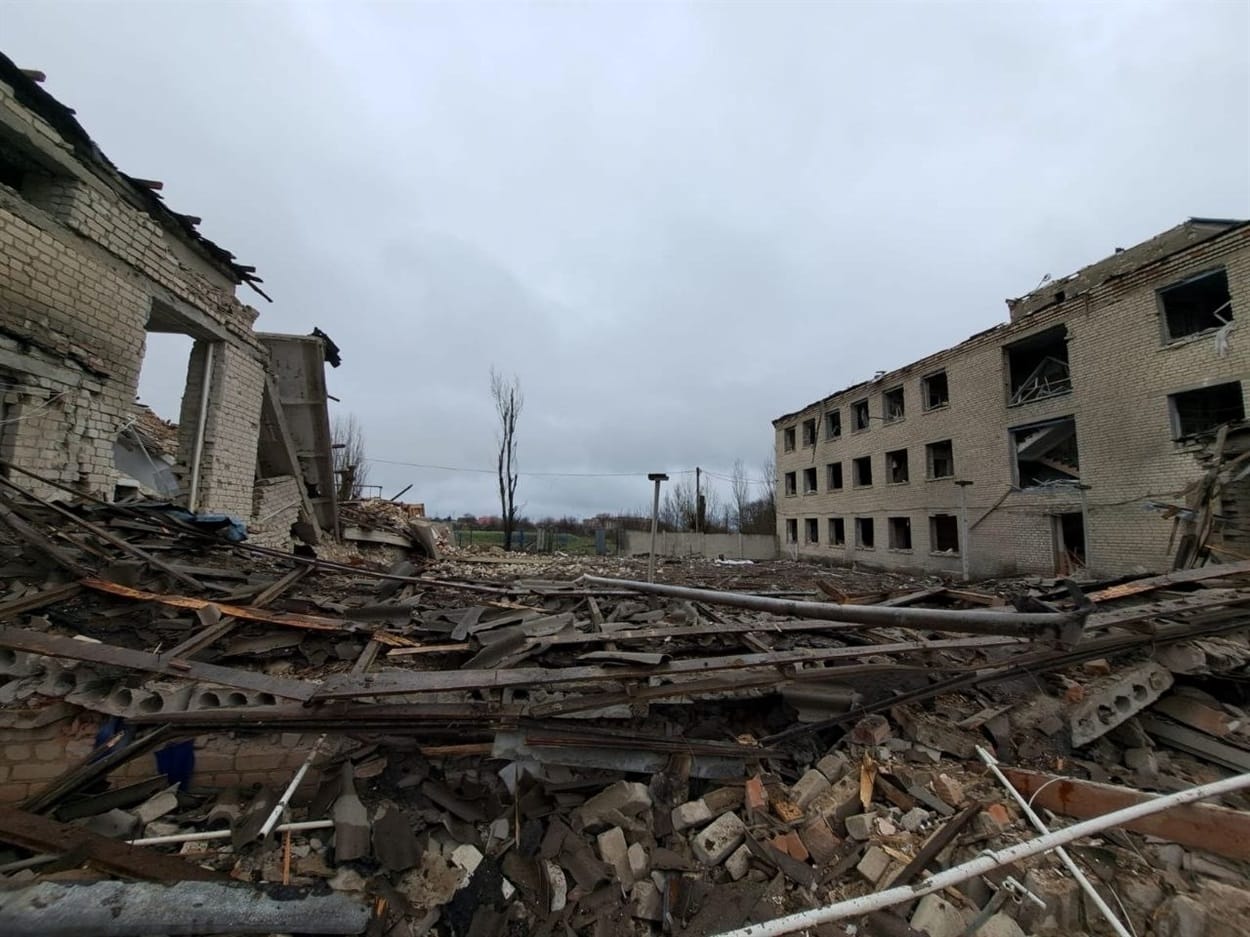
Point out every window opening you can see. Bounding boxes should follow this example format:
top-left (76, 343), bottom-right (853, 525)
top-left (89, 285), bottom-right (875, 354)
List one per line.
top-left (886, 448), bottom-right (909, 484)
top-left (926, 440), bottom-right (954, 479)
top-left (785, 519), bottom-right (797, 543)
top-left (1160, 269), bottom-right (1233, 340)
top-left (1169, 383), bottom-right (1245, 438)
top-left (802, 418), bottom-right (817, 447)
top-left (784, 472), bottom-right (797, 497)
top-left (930, 514), bottom-right (959, 553)
top-left (826, 410), bottom-right (841, 439)
top-left (883, 387), bottom-right (905, 422)
top-left (829, 517), bottom-right (845, 545)
top-left (1011, 417), bottom-right (1079, 487)
top-left (855, 517), bottom-right (875, 548)
top-left (852, 399), bottom-right (870, 431)
top-left (783, 427), bottom-right (796, 452)
top-left (805, 518), bottom-right (819, 543)
top-left (922, 370), bottom-right (949, 410)
top-left (888, 516), bottom-right (912, 550)
top-left (852, 456), bottom-right (873, 487)
top-left (803, 467), bottom-right (818, 494)
top-left (827, 462), bottom-right (843, 490)
top-left (1006, 325), bottom-right (1070, 406)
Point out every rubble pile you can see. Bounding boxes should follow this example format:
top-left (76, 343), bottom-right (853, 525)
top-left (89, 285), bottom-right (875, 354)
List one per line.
top-left (0, 470), bottom-right (1249, 935)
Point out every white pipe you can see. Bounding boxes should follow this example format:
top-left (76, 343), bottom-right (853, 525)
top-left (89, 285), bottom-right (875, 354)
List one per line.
top-left (132, 818), bottom-right (333, 847)
top-left (710, 769), bottom-right (1250, 937)
top-left (186, 342), bottom-right (215, 513)
top-left (260, 734), bottom-right (326, 839)
top-left (976, 746), bottom-right (1133, 937)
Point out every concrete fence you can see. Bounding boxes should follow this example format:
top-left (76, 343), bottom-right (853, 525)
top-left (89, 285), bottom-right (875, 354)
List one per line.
top-left (622, 530), bottom-right (778, 561)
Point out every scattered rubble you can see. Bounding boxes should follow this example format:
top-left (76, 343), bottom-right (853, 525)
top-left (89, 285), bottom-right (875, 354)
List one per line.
top-left (0, 471), bottom-right (1249, 936)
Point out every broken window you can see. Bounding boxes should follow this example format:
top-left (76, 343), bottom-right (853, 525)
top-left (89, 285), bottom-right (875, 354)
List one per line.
top-left (930, 514), bottom-right (959, 553)
top-left (1169, 382), bottom-right (1246, 439)
top-left (888, 516), bottom-right (912, 550)
top-left (1006, 325), bottom-right (1070, 406)
top-left (827, 462), bottom-right (843, 490)
top-left (805, 518), bottom-right (819, 543)
top-left (883, 387), bottom-right (905, 423)
top-left (886, 448), bottom-right (909, 484)
top-left (826, 410), bottom-right (841, 439)
top-left (926, 440), bottom-right (954, 479)
top-left (829, 517), bottom-right (845, 545)
top-left (1159, 268), bottom-right (1233, 341)
top-left (785, 519), bottom-right (798, 543)
top-left (851, 399), bottom-right (870, 432)
top-left (801, 418), bottom-right (817, 447)
top-left (783, 427), bottom-right (796, 452)
top-left (803, 467), bottom-right (818, 494)
top-left (784, 471), bottom-right (797, 497)
top-left (1011, 417), bottom-right (1079, 487)
top-left (855, 517), bottom-right (875, 549)
top-left (922, 370), bottom-right (949, 410)
top-left (852, 456), bottom-right (873, 487)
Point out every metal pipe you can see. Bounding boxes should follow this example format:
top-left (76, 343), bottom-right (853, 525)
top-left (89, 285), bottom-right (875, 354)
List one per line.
top-left (581, 575), bottom-right (1084, 638)
top-left (187, 342), bottom-right (215, 513)
top-left (976, 746), bottom-right (1132, 937)
top-left (259, 734), bottom-right (325, 839)
top-left (710, 769), bottom-right (1250, 937)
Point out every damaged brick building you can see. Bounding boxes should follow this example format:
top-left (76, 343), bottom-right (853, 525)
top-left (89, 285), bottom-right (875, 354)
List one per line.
top-left (0, 53), bottom-right (335, 547)
top-left (775, 218), bottom-right (1249, 578)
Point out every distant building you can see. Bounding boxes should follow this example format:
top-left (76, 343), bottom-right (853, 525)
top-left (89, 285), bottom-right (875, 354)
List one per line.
top-left (774, 219), bottom-right (1248, 578)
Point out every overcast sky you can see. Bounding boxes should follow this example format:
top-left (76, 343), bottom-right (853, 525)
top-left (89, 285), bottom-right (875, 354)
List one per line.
top-left (4, 1), bottom-right (1248, 520)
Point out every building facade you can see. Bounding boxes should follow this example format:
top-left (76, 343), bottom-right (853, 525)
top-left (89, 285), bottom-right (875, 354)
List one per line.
top-left (0, 52), bottom-right (332, 546)
top-left (774, 219), bottom-right (1249, 578)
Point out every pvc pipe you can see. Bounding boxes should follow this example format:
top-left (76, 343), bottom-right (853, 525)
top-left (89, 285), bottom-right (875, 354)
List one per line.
top-left (709, 770), bottom-right (1250, 937)
top-left (581, 575), bottom-right (1083, 637)
top-left (187, 342), bottom-right (215, 513)
top-left (976, 746), bottom-right (1133, 937)
top-left (259, 734), bottom-right (326, 839)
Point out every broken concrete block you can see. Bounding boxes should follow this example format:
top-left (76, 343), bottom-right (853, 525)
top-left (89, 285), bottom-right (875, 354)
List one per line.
top-left (976, 912), bottom-right (1026, 937)
top-left (798, 817), bottom-right (840, 865)
top-left (702, 786), bottom-right (744, 815)
top-left (630, 880), bottom-right (663, 921)
top-left (856, 845), bottom-right (892, 884)
top-left (1124, 746), bottom-right (1159, 774)
top-left (844, 812), bottom-right (877, 841)
top-left (725, 843), bottom-right (752, 880)
top-left (627, 842), bottom-right (648, 880)
top-left (573, 781), bottom-right (652, 831)
top-left (875, 816), bottom-right (897, 836)
top-left (332, 764), bottom-right (370, 863)
top-left (1017, 868), bottom-right (1083, 933)
top-left (850, 714), bottom-right (892, 746)
top-left (910, 894), bottom-right (968, 937)
top-left (450, 843), bottom-right (484, 877)
top-left (84, 809), bottom-right (140, 839)
top-left (815, 751), bottom-right (850, 782)
top-left (900, 807), bottom-right (930, 832)
top-left (671, 799), bottom-right (713, 831)
top-left (542, 859), bottom-right (567, 912)
top-left (1195, 880), bottom-right (1250, 937)
top-left (806, 773), bottom-right (861, 823)
top-left (596, 826), bottom-right (632, 886)
top-left (1069, 661), bottom-right (1173, 746)
top-left (690, 811), bottom-right (746, 865)
top-left (790, 768), bottom-right (832, 809)
top-left (133, 787), bottom-right (179, 825)
top-left (931, 773), bottom-right (964, 807)
top-left (1157, 896), bottom-right (1207, 937)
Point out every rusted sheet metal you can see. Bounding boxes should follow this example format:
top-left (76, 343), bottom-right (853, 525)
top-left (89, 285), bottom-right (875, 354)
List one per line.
top-left (1002, 767), bottom-right (1250, 860)
top-left (83, 578), bottom-right (352, 633)
top-left (0, 805), bottom-right (227, 882)
top-left (0, 628), bottom-right (315, 701)
top-left (1084, 559), bottom-right (1250, 603)
top-left (316, 635), bottom-right (1021, 700)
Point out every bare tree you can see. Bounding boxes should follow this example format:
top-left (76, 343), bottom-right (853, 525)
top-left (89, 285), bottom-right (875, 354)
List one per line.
top-left (332, 414), bottom-right (370, 500)
top-left (490, 367), bottom-right (524, 551)
top-left (730, 459), bottom-right (750, 532)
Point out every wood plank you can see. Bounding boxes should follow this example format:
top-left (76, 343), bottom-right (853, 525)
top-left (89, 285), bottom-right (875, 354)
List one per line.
top-left (0, 582), bottom-right (82, 620)
top-left (1002, 767), bottom-right (1250, 860)
top-left (0, 805), bottom-right (227, 881)
top-left (1085, 560), bottom-right (1250, 603)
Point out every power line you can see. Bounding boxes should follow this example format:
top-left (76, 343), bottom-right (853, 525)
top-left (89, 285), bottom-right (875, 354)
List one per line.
top-left (368, 457), bottom-right (698, 479)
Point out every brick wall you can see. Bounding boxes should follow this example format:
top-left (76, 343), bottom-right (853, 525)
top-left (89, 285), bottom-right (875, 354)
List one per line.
top-left (249, 475), bottom-right (301, 550)
top-left (776, 225), bottom-right (1250, 578)
top-left (0, 72), bottom-right (268, 516)
top-left (0, 707), bottom-right (326, 805)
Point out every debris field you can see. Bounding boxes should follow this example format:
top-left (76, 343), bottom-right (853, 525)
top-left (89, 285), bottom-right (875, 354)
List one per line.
top-left (1, 467), bottom-right (1250, 936)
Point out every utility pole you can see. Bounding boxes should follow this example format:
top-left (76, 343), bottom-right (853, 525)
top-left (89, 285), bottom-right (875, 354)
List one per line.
top-left (956, 480), bottom-right (974, 582)
top-left (695, 466), bottom-right (702, 533)
top-left (647, 473), bottom-right (668, 583)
